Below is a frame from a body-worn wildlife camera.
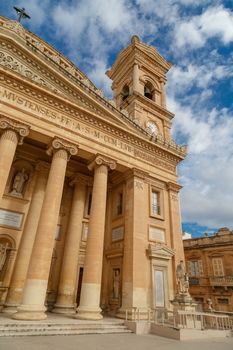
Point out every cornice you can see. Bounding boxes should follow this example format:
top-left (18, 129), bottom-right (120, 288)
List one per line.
top-left (167, 181), bottom-right (183, 192)
top-left (130, 92), bottom-right (174, 121)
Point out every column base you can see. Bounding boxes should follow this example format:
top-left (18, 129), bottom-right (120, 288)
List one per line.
top-left (52, 304), bottom-right (76, 315)
top-left (75, 306), bottom-right (103, 320)
top-left (2, 303), bottom-right (19, 314)
top-left (12, 305), bottom-right (47, 321)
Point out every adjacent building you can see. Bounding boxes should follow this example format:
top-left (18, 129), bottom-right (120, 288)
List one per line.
top-left (0, 16), bottom-right (186, 321)
top-left (184, 227), bottom-right (233, 312)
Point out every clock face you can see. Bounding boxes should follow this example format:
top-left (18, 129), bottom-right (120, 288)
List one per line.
top-left (147, 121), bottom-right (158, 135)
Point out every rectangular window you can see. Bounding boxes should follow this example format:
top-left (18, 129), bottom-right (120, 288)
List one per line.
top-left (151, 190), bottom-right (160, 215)
top-left (187, 260), bottom-right (204, 277)
top-left (212, 258), bottom-right (224, 276)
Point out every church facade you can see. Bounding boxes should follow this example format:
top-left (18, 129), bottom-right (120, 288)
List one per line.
top-left (0, 16), bottom-right (186, 320)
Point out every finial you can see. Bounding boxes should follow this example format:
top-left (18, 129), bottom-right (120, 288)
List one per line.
top-left (131, 35), bottom-right (140, 45)
top-left (13, 6), bottom-right (31, 23)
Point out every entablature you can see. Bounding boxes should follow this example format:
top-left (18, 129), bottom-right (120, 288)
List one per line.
top-left (0, 70), bottom-right (186, 173)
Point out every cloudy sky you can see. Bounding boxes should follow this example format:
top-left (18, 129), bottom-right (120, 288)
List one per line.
top-left (1, 1), bottom-right (233, 237)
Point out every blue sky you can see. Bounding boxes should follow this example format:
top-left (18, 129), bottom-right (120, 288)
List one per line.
top-left (1, 1), bottom-right (233, 237)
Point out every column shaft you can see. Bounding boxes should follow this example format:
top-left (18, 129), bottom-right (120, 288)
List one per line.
top-left (76, 164), bottom-right (109, 320)
top-left (53, 180), bottom-right (86, 314)
top-left (4, 164), bottom-right (48, 312)
top-left (0, 130), bottom-right (18, 199)
top-left (133, 64), bottom-right (140, 93)
top-left (13, 149), bottom-right (69, 320)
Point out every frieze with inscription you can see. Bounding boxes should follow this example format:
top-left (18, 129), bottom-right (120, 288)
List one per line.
top-left (0, 87), bottom-right (178, 172)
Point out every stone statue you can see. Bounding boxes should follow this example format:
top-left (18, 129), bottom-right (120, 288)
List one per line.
top-left (10, 168), bottom-right (28, 197)
top-left (176, 260), bottom-right (189, 295)
top-left (0, 243), bottom-right (9, 272)
top-left (207, 298), bottom-right (213, 312)
top-left (113, 269), bottom-right (120, 299)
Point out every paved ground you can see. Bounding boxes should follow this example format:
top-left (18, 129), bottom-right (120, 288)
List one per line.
top-left (0, 333), bottom-right (233, 350)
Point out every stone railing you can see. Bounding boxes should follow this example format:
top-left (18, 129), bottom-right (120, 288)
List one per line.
top-left (153, 308), bottom-right (233, 330)
top-left (209, 276), bottom-right (233, 286)
top-left (125, 307), bottom-right (154, 321)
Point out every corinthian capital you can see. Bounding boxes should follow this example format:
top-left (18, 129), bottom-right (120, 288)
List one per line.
top-left (46, 137), bottom-right (78, 160)
top-left (0, 116), bottom-right (30, 145)
top-left (88, 154), bottom-right (117, 171)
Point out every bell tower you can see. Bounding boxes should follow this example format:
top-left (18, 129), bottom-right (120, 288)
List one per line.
top-left (106, 35), bottom-right (173, 140)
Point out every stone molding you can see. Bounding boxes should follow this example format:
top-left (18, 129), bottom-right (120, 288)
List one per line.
top-left (166, 181), bottom-right (183, 192)
top-left (147, 244), bottom-right (176, 260)
top-left (124, 168), bottom-right (149, 181)
top-left (46, 137), bottom-right (78, 160)
top-left (88, 154), bottom-right (117, 171)
top-left (0, 115), bottom-right (30, 145)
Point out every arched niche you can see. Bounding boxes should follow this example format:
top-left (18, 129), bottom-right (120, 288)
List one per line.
top-left (6, 159), bottom-right (34, 199)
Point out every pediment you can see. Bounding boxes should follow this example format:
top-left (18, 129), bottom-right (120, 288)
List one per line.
top-left (147, 244), bottom-right (176, 260)
top-left (0, 18), bottom-right (151, 137)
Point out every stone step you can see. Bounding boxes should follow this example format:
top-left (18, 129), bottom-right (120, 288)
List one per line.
top-left (0, 329), bottom-right (132, 337)
top-left (0, 323), bottom-right (126, 329)
top-left (0, 322), bottom-right (132, 337)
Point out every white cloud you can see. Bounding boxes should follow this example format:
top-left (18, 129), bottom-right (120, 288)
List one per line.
top-left (174, 6), bottom-right (233, 49)
top-left (169, 96), bottom-right (233, 228)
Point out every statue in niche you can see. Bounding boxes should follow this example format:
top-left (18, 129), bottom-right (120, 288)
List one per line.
top-left (113, 269), bottom-right (120, 299)
top-left (0, 243), bottom-right (9, 272)
top-left (10, 168), bottom-right (29, 197)
top-left (176, 260), bottom-right (189, 295)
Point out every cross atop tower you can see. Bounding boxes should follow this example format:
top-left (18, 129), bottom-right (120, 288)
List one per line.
top-left (13, 7), bottom-right (31, 23)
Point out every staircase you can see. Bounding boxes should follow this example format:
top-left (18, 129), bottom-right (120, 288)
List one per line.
top-left (0, 319), bottom-right (132, 337)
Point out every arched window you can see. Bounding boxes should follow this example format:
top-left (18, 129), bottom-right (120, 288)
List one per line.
top-left (122, 85), bottom-right (129, 101)
top-left (144, 82), bottom-right (153, 100)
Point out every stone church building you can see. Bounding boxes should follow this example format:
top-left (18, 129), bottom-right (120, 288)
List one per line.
top-left (0, 16), bottom-right (186, 320)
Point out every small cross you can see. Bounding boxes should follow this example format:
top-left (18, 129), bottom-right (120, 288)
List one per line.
top-left (13, 7), bottom-right (31, 23)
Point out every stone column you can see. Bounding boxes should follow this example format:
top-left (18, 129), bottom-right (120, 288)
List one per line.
top-left (53, 174), bottom-right (91, 314)
top-left (133, 63), bottom-right (140, 93)
top-left (76, 155), bottom-right (116, 320)
top-left (160, 78), bottom-right (167, 108)
top-left (13, 138), bottom-right (78, 320)
top-left (4, 162), bottom-right (49, 313)
top-left (0, 117), bottom-right (30, 199)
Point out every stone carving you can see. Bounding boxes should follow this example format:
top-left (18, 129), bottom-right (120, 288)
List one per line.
top-left (176, 260), bottom-right (189, 295)
top-left (10, 168), bottom-right (29, 197)
top-left (113, 269), bottom-right (120, 299)
top-left (0, 51), bottom-right (57, 93)
top-left (0, 116), bottom-right (30, 145)
top-left (89, 154), bottom-right (117, 171)
top-left (3, 20), bottom-right (26, 40)
top-left (0, 243), bottom-right (9, 272)
top-left (46, 137), bottom-right (78, 159)
top-left (206, 298), bottom-right (213, 312)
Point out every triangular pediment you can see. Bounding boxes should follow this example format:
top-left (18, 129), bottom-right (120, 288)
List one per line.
top-left (0, 17), bottom-right (151, 137)
top-left (147, 244), bottom-right (176, 260)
